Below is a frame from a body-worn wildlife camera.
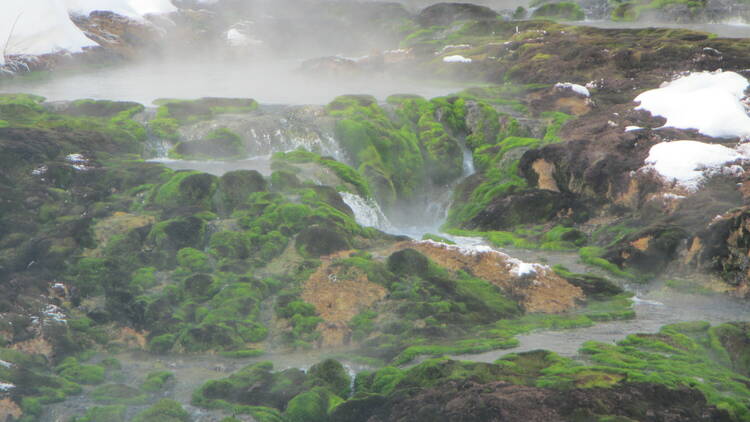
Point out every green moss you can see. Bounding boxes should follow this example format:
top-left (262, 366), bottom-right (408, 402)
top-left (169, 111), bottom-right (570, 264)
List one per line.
top-left (176, 247), bottom-right (212, 273)
top-left (90, 383), bottom-right (148, 405)
top-left (149, 117), bottom-right (180, 141)
top-left (576, 322), bottom-right (750, 418)
top-left (446, 225), bottom-right (584, 251)
top-left (148, 334), bottom-right (176, 354)
top-left (141, 371), bottom-right (174, 392)
top-left (664, 279), bottom-right (717, 295)
top-left (580, 247), bottom-right (638, 279)
top-left (327, 94), bottom-right (473, 207)
top-left (150, 97), bottom-right (259, 141)
top-left (171, 127), bottom-right (247, 160)
top-left (132, 399), bottom-right (190, 422)
top-left (56, 357), bottom-right (105, 385)
top-left (273, 151), bottom-right (374, 199)
top-left (531, 2), bottom-right (585, 20)
top-left (69, 257), bottom-right (108, 297)
top-left (0, 94), bottom-right (147, 152)
top-left (354, 319), bottom-right (750, 414)
top-left (131, 267), bottom-right (157, 292)
top-left (209, 231), bottom-right (250, 260)
top-left (350, 310), bottom-right (378, 342)
top-left (150, 171), bottom-right (218, 211)
top-left (612, 0), bottom-right (709, 21)
top-left (72, 405), bottom-right (126, 422)
top-left (284, 387), bottom-right (343, 422)
top-left (421, 233), bottom-right (456, 244)
top-left (306, 359), bottom-right (352, 398)
top-left (219, 349), bottom-right (265, 358)
top-left (192, 361), bottom-right (308, 412)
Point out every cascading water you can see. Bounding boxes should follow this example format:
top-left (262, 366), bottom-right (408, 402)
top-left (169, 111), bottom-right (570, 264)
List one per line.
top-left (339, 192), bottom-right (396, 233)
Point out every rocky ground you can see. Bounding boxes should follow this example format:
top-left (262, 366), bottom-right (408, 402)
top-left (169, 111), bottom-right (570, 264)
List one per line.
top-left (3, 1), bottom-right (750, 422)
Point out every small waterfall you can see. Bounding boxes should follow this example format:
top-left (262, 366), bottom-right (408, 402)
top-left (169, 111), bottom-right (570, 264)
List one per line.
top-left (461, 143), bottom-right (475, 177)
top-left (340, 192), bottom-right (395, 233)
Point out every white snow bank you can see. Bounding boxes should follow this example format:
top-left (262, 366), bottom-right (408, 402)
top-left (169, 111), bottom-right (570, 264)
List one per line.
top-left (0, 0), bottom-right (97, 65)
top-left (443, 55), bottom-right (472, 63)
top-left (0, 0), bottom-right (177, 66)
top-left (643, 140), bottom-right (749, 190)
top-left (554, 82), bottom-right (590, 97)
top-left (635, 71), bottom-right (750, 139)
top-left (66, 0), bottom-right (177, 19)
top-left (625, 126), bottom-right (643, 132)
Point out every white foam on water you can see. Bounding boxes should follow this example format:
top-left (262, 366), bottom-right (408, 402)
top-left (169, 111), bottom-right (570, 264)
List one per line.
top-left (340, 192), bottom-right (395, 233)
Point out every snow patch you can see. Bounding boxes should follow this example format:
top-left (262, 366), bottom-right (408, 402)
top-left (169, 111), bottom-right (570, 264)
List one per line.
top-left (0, 383), bottom-right (15, 392)
top-left (625, 126), bottom-right (643, 132)
top-left (643, 140), bottom-right (748, 190)
top-left (634, 71), bottom-right (750, 139)
top-left (555, 82), bottom-right (590, 97)
top-left (0, 0), bottom-right (97, 66)
top-left (1, 0), bottom-right (178, 66)
top-left (0, 360), bottom-right (12, 369)
top-left (443, 55), bottom-right (472, 63)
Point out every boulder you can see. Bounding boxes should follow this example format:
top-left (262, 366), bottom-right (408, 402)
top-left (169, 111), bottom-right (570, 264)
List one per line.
top-left (417, 3), bottom-right (498, 27)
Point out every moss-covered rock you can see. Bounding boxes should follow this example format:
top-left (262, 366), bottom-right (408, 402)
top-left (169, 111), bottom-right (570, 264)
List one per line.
top-left (55, 357), bottom-right (105, 385)
top-left (140, 371), bottom-right (175, 392)
top-left (306, 359), bottom-right (352, 398)
top-left (173, 127), bottom-right (246, 159)
top-left (192, 361), bottom-right (308, 411)
top-left (71, 405), bottom-right (126, 422)
top-left (150, 171), bottom-right (218, 212)
top-left (531, 2), bottom-right (585, 20)
top-left (132, 398), bottom-right (190, 422)
top-left (219, 169), bottom-right (267, 212)
top-left (90, 383), bottom-right (147, 405)
top-left (387, 248), bottom-right (430, 278)
top-left (296, 225), bottom-right (351, 257)
top-left (284, 386), bottom-right (343, 422)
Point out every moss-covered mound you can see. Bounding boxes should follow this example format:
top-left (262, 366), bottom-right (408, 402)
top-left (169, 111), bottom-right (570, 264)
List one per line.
top-left (331, 321), bottom-right (750, 421)
top-left (150, 97), bottom-right (259, 141)
top-left (327, 94), bottom-right (470, 208)
top-left (190, 322), bottom-right (750, 422)
top-left (531, 2), bottom-right (585, 20)
top-left (192, 359), bottom-right (350, 421)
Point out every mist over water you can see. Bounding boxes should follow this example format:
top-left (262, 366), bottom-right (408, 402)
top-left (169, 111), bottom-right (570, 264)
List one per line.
top-left (0, 57), bottom-right (465, 105)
